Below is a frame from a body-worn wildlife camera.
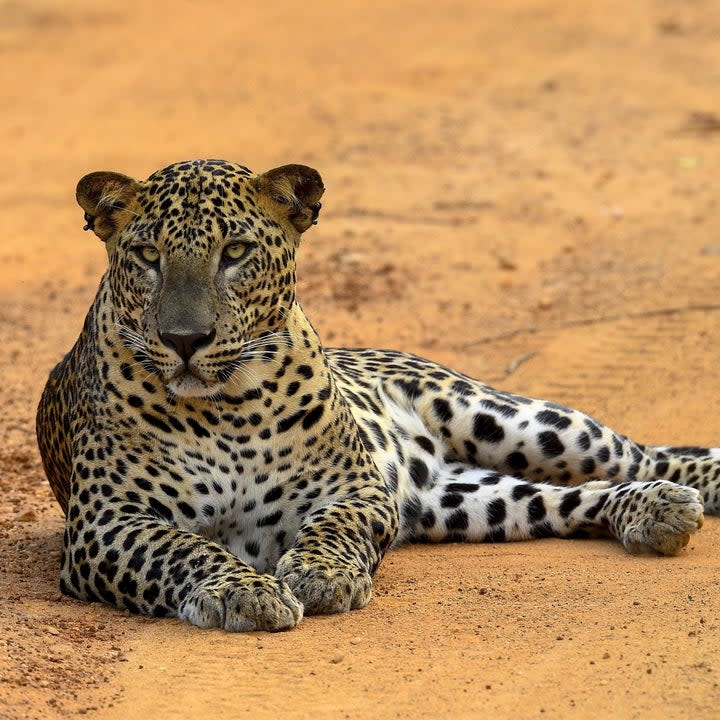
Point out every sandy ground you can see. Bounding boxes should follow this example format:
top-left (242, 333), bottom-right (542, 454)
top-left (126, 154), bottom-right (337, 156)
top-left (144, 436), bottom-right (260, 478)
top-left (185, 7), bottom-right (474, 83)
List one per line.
top-left (1, 0), bottom-right (720, 717)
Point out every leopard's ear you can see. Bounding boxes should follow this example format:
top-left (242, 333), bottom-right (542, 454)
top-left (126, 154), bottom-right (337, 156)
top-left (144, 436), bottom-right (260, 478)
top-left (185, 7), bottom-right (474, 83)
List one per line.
top-left (254, 164), bottom-right (324, 234)
top-left (76, 171), bottom-right (140, 245)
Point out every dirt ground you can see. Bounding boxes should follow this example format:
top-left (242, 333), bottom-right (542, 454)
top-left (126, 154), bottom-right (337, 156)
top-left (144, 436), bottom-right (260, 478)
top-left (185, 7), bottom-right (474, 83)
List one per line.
top-left (2, 0), bottom-right (720, 717)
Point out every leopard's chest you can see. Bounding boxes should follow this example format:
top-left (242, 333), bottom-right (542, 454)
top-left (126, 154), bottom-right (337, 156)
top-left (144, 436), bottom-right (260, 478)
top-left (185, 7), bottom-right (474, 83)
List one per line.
top-left (138, 408), bottom-right (333, 572)
top-left (180, 449), bottom-right (307, 571)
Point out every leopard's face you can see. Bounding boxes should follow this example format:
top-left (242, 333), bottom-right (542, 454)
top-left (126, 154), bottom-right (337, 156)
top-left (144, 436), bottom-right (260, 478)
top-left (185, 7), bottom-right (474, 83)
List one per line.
top-left (78, 159), bottom-right (324, 398)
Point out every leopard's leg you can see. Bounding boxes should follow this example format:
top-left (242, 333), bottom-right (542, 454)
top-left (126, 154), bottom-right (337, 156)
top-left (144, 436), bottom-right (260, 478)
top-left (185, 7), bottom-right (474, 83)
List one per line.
top-left (274, 482), bottom-right (399, 615)
top-left (61, 481), bottom-right (302, 632)
top-left (396, 469), bottom-right (703, 556)
top-left (381, 371), bottom-right (720, 514)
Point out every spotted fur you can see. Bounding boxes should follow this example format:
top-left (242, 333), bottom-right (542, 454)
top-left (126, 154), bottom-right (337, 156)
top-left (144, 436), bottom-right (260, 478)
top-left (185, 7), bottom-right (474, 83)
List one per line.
top-left (36, 159), bottom-right (718, 631)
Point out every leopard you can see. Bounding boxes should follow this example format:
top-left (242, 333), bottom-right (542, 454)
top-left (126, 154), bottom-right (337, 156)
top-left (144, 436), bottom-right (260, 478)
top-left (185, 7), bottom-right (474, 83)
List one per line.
top-left (36, 158), bottom-right (719, 632)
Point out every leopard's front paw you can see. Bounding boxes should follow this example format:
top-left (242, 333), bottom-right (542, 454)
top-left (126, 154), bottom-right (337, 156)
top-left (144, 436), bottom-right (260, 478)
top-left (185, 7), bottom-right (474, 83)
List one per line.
top-left (178, 575), bottom-right (303, 632)
top-left (621, 482), bottom-right (704, 556)
top-left (275, 552), bottom-right (372, 615)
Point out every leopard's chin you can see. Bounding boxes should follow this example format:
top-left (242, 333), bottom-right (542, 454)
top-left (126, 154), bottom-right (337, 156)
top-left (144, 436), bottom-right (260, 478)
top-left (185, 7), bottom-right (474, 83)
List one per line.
top-left (166, 371), bottom-right (224, 399)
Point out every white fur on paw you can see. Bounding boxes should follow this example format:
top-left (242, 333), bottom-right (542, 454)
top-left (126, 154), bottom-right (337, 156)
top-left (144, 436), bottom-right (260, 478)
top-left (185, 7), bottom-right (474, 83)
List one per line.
top-left (178, 578), bottom-right (303, 632)
top-left (622, 484), bottom-right (704, 556)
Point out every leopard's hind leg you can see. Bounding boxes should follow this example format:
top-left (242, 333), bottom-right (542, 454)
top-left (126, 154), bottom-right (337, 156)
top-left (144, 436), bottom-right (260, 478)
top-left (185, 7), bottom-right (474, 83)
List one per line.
top-left (395, 468), bottom-right (703, 556)
top-left (365, 360), bottom-right (713, 553)
top-left (378, 362), bottom-right (720, 515)
top-left (346, 353), bottom-right (713, 553)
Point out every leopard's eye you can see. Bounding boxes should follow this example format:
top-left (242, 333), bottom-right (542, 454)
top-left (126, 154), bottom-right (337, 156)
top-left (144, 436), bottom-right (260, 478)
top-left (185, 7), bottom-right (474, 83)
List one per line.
top-left (222, 242), bottom-right (250, 263)
top-left (136, 246), bottom-right (160, 265)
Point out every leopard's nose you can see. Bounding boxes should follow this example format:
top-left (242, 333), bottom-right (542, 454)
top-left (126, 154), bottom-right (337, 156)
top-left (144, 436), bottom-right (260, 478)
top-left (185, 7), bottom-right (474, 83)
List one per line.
top-left (160, 329), bottom-right (216, 363)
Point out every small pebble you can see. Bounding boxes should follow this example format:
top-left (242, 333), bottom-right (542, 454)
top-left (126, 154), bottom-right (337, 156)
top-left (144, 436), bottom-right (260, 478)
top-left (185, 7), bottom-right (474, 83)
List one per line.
top-left (537, 296), bottom-right (553, 310)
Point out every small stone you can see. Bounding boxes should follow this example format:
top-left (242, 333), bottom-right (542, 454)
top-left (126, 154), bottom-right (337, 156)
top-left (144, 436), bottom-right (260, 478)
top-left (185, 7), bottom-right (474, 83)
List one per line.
top-left (678, 156), bottom-right (700, 169)
top-left (497, 256), bottom-right (517, 271)
top-left (537, 296), bottom-right (553, 310)
top-left (349, 637), bottom-right (362, 645)
top-left (16, 510), bottom-right (37, 522)
top-left (701, 244), bottom-right (720, 256)
top-left (330, 651), bottom-right (344, 664)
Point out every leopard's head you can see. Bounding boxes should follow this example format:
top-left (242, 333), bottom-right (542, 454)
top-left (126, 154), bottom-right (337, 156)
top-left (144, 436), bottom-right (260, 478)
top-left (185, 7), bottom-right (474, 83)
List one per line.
top-left (76, 159), bottom-right (324, 398)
